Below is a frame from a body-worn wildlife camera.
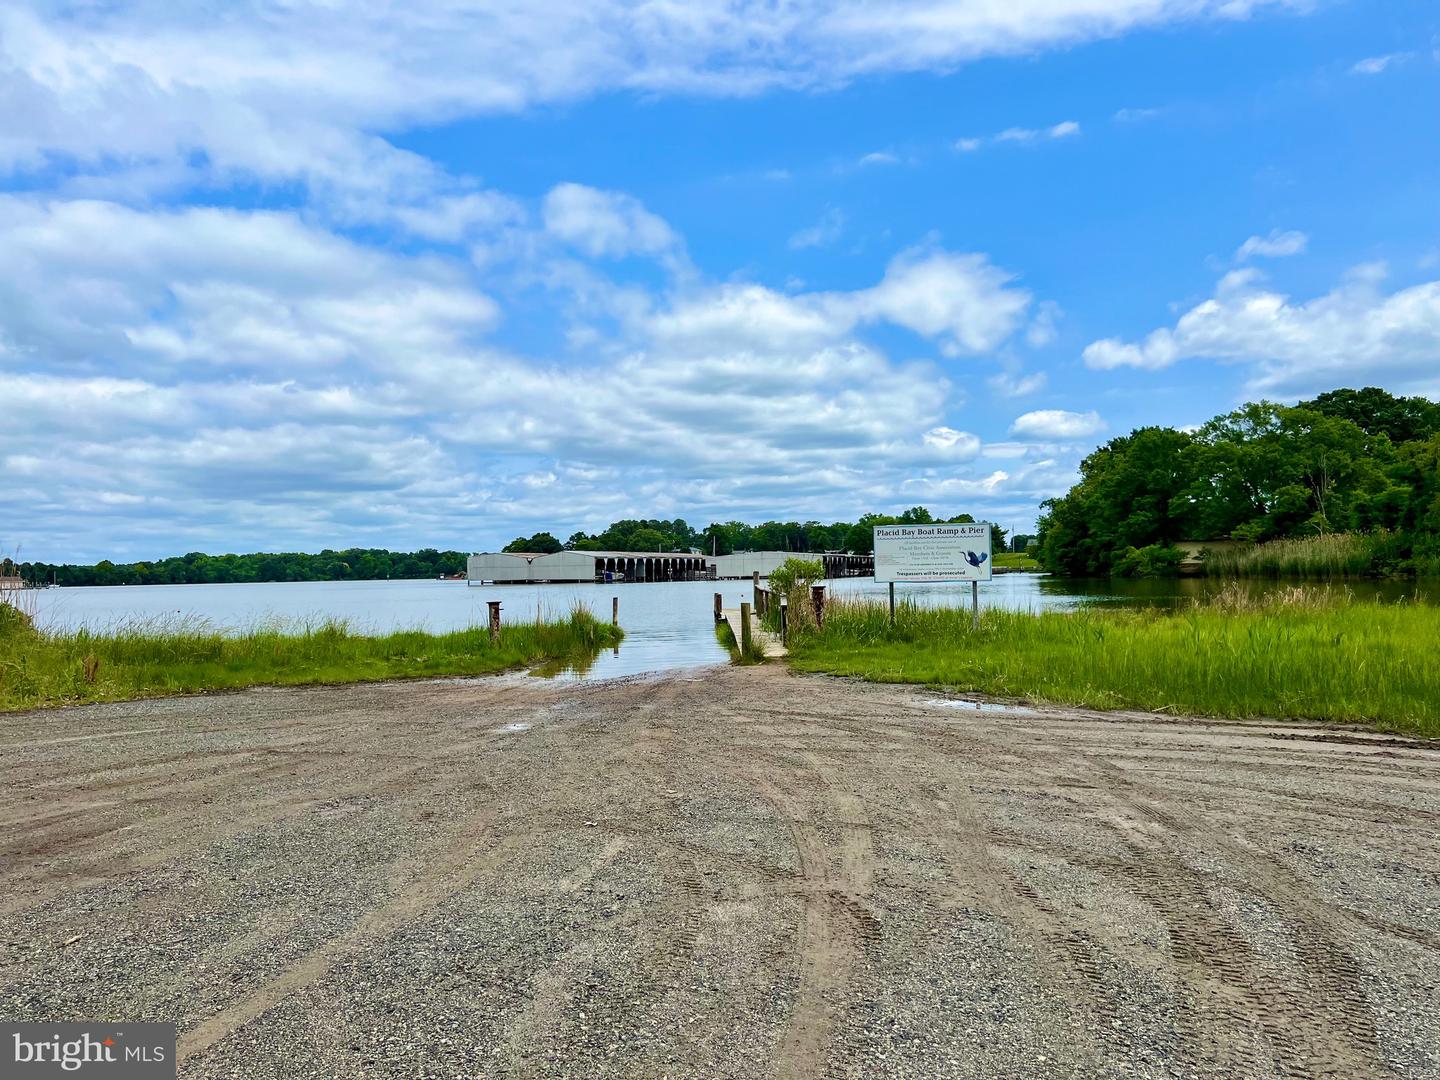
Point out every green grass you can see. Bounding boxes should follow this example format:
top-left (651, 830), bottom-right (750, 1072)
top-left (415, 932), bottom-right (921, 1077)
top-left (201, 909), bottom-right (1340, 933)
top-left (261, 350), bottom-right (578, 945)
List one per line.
top-left (993, 552), bottom-right (1041, 570)
top-left (0, 602), bottom-right (623, 712)
top-left (1200, 532), bottom-right (1400, 578)
top-left (715, 619), bottom-right (767, 664)
top-left (788, 590), bottom-right (1440, 736)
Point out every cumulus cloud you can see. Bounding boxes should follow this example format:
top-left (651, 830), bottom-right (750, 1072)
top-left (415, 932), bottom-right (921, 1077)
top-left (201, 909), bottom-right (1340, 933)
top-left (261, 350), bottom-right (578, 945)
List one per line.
top-left (853, 248), bottom-right (1032, 355)
top-left (542, 183), bottom-right (679, 260)
top-left (1010, 409), bottom-right (1106, 439)
top-left (1082, 263), bottom-right (1440, 396)
top-left (0, 196), bottom-right (1055, 558)
top-left (0, 1), bottom-right (1303, 197)
top-left (1235, 228), bottom-right (1308, 261)
top-left (0, 196), bottom-right (499, 374)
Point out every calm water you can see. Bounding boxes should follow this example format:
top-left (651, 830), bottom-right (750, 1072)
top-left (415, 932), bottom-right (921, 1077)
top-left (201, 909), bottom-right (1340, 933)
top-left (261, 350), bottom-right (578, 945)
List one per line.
top-left (27, 574), bottom-right (1437, 681)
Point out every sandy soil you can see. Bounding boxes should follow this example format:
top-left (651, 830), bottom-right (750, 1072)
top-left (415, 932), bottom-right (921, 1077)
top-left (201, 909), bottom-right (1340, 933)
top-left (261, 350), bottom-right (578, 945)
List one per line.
top-left (2, 665), bottom-right (1438, 1079)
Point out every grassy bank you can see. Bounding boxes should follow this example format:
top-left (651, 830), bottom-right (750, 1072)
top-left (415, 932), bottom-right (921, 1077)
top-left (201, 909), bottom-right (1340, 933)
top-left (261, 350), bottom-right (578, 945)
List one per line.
top-left (0, 601), bottom-right (622, 712)
top-left (993, 552), bottom-right (1042, 571)
top-left (787, 589), bottom-right (1440, 736)
top-left (1200, 532), bottom-right (1401, 579)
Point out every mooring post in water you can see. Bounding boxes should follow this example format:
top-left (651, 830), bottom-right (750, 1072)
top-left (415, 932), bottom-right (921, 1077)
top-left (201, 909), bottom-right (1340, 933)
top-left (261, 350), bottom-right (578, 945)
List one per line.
top-left (612, 596), bottom-right (618, 626)
top-left (714, 592), bottom-right (722, 623)
top-left (811, 585), bottom-right (825, 630)
top-left (971, 580), bottom-right (979, 630)
top-left (739, 602), bottom-right (752, 654)
top-left (487, 600), bottom-right (501, 644)
top-left (888, 581), bottom-right (896, 625)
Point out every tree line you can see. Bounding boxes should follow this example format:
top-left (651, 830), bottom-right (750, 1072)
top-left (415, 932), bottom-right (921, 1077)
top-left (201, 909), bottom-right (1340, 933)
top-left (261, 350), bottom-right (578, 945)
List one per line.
top-left (1035, 387), bottom-right (1440, 577)
top-left (503, 508), bottom-right (1009, 558)
top-left (8, 507), bottom-right (1013, 588)
top-left (5, 548), bottom-right (469, 588)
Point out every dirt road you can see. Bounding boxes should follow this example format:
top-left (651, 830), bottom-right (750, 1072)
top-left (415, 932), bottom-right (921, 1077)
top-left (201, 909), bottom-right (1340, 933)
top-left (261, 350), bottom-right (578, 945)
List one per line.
top-left (3, 666), bottom-right (1438, 1079)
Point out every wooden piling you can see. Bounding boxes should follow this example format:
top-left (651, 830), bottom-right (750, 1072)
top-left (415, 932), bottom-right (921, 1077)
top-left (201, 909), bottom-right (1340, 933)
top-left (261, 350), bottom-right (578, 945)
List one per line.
top-left (487, 600), bottom-right (501, 644)
top-left (714, 592), bottom-right (723, 623)
top-left (810, 585), bottom-right (826, 630)
top-left (739, 602), bottom-right (752, 655)
top-left (612, 595), bottom-right (618, 626)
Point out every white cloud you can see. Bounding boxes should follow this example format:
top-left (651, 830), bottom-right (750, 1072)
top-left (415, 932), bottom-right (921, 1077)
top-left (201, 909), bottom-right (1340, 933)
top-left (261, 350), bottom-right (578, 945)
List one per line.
top-left (1010, 409), bottom-right (1106, 439)
top-left (1026, 300), bottom-right (1062, 347)
top-left (0, 1), bottom-right (1303, 202)
top-left (988, 371), bottom-right (1048, 397)
top-left (1081, 263), bottom-right (1440, 396)
top-left (542, 183), bottom-right (679, 260)
top-left (0, 195), bottom-right (1061, 557)
top-left (854, 248), bottom-right (1032, 355)
top-left (1350, 53), bottom-right (1409, 75)
top-left (789, 207), bottom-right (846, 250)
top-left (857, 151), bottom-right (900, 167)
top-left (1235, 228), bottom-right (1308, 261)
top-left (957, 120), bottom-right (1080, 151)
top-left (646, 245), bottom-right (1033, 357)
top-left (0, 196), bottom-right (499, 374)
top-left (922, 427), bottom-right (983, 456)
top-left (1113, 106), bottom-right (1161, 122)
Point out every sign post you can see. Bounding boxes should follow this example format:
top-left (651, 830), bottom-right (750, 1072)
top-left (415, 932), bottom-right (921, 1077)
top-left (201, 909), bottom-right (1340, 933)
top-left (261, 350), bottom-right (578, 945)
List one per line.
top-left (873, 523), bottom-right (993, 629)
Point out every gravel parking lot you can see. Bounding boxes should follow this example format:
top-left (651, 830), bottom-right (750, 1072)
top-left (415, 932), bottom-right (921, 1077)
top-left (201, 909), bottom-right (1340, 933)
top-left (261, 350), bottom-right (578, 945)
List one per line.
top-left (3, 665), bottom-right (1438, 1079)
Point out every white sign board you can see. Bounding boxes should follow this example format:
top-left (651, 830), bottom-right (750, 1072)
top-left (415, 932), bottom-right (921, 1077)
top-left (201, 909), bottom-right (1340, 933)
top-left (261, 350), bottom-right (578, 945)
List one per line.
top-left (873, 524), bottom-right (993, 583)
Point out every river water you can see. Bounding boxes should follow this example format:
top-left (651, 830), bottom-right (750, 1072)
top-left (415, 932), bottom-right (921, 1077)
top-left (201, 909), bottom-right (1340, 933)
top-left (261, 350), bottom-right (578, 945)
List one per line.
top-left (26, 575), bottom-right (1436, 681)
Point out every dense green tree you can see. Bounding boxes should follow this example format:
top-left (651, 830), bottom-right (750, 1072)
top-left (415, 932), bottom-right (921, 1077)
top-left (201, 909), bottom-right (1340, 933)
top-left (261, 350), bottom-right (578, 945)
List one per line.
top-left (1302, 387), bottom-right (1440, 447)
top-left (502, 532), bottom-right (563, 554)
top-left (1037, 388), bottom-right (1440, 577)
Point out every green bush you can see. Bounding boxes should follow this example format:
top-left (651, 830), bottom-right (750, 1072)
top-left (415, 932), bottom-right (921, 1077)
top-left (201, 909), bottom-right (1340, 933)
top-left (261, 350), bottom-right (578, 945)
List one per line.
top-left (1113, 544), bottom-right (1183, 578)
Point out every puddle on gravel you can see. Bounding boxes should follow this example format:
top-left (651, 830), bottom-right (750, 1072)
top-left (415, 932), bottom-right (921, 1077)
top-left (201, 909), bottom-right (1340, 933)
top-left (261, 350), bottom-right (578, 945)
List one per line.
top-left (921, 698), bottom-right (1038, 716)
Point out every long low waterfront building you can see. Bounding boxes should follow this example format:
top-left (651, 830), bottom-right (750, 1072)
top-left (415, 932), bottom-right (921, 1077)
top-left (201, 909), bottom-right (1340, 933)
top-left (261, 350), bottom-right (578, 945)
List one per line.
top-left (468, 550), bottom-right (710, 584)
top-left (468, 549), bottom-right (873, 584)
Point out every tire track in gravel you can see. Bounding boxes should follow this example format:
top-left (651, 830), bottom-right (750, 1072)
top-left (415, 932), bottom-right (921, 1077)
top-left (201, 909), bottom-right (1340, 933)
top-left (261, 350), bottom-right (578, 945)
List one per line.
top-left (176, 817), bottom-right (521, 1065)
top-left (905, 782), bottom-right (1111, 1068)
top-left (1084, 757), bottom-right (1393, 1079)
top-left (486, 671), bottom-right (718, 1069)
top-left (884, 700), bottom-right (1397, 1079)
top-left (743, 758), bottom-right (876, 1080)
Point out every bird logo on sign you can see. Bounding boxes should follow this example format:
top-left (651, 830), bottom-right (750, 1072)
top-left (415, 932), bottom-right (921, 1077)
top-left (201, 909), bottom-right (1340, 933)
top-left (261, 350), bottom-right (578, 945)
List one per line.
top-left (964, 551), bottom-right (989, 568)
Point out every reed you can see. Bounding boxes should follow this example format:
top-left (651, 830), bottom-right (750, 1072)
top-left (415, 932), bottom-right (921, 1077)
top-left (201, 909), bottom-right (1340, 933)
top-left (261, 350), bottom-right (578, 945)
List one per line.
top-left (787, 590), bottom-right (1440, 736)
top-left (0, 602), bottom-right (622, 712)
top-left (1200, 532), bottom-right (1398, 578)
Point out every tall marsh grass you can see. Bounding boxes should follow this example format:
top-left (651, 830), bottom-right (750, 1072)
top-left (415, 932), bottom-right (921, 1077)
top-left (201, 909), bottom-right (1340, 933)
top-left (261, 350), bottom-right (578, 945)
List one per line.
top-left (0, 601), bottom-right (621, 712)
top-left (788, 590), bottom-right (1440, 736)
top-left (1201, 532), bottom-right (1399, 579)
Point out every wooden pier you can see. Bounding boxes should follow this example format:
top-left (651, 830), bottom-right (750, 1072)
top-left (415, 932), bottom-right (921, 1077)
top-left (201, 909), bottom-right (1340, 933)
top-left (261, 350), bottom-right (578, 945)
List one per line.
top-left (719, 607), bottom-right (786, 658)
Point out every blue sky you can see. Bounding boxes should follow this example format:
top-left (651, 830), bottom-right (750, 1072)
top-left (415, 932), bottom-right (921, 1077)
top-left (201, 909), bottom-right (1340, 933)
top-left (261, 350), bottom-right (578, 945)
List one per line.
top-left (3, 0), bottom-right (1438, 562)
